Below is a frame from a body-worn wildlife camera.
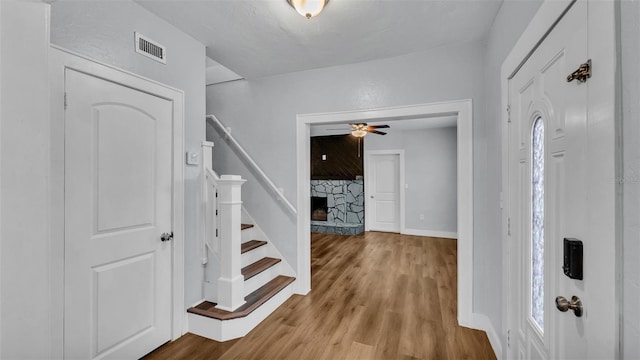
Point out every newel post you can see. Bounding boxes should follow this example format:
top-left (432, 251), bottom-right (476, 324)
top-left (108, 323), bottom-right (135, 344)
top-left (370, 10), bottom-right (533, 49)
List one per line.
top-left (202, 141), bottom-right (214, 171)
top-left (215, 174), bottom-right (247, 311)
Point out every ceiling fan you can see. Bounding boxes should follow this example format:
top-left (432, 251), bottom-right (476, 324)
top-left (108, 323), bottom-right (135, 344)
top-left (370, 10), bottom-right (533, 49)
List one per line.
top-left (349, 123), bottom-right (390, 137)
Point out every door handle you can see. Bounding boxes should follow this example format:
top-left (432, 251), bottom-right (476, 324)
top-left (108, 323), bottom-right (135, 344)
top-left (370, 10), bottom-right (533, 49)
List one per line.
top-left (555, 295), bottom-right (583, 317)
top-left (370, 195), bottom-right (374, 199)
top-left (161, 232), bottom-right (174, 242)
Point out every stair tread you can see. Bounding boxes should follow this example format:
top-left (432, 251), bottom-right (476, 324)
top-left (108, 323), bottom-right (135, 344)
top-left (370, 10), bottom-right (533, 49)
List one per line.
top-left (242, 257), bottom-right (281, 280)
top-left (241, 240), bottom-right (268, 254)
top-left (187, 275), bottom-right (296, 321)
top-left (241, 224), bottom-right (254, 230)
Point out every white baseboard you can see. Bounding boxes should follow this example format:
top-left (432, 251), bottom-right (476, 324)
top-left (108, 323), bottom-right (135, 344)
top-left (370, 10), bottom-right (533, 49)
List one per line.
top-left (466, 313), bottom-right (503, 360)
top-left (402, 228), bottom-right (458, 239)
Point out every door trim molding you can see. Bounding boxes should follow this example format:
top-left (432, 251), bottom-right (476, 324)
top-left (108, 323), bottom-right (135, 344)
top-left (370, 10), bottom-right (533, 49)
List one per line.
top-left (363, 149), bottom-right (405, 233)
top-left (295, 99), bottom-right (474, 327)
top-left (49, 45), bottom-right (185, 357)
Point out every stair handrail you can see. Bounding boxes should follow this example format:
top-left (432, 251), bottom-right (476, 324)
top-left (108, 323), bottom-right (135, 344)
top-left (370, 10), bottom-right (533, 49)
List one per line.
top-left (206, 114), bottom-right (297, 216)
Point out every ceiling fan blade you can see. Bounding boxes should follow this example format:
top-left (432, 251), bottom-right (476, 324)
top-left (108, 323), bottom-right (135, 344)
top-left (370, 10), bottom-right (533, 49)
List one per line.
top-left (368, 124), bottom-right (390, 129)
top-left (369, 130), bottom-right (387, 135)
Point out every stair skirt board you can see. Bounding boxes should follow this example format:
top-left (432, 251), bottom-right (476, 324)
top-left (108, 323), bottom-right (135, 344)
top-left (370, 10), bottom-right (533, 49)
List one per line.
top-left (188, 279), bottom-right (296, 342)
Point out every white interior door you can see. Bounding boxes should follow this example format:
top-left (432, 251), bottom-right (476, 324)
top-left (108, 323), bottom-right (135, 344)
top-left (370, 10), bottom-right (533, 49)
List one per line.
top-left (64, 69), bottom-right (173, 359)
top-left (367, 153), bottom-right (400, 232)
top-left (507, 1), bottom-right (617, 358)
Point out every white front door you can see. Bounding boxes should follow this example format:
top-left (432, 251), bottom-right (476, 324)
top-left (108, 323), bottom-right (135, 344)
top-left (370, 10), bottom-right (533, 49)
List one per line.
top-left (367, 152), bottom-right (401, 232)
top-left (507, 1), bottom-right (617, 358)
top-left (64, 69), bottom-right (173, 359)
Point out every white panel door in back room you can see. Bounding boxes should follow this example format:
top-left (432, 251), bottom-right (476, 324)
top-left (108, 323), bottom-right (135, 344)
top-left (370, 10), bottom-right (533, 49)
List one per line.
top-left (368, 153), bottom-right (400, 232)
top-left (64, 68), bottom-right (173, 359)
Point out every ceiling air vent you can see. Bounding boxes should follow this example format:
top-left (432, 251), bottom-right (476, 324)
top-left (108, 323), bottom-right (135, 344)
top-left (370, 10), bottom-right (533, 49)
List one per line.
top-left (135, 32), bottom-right (166, 64)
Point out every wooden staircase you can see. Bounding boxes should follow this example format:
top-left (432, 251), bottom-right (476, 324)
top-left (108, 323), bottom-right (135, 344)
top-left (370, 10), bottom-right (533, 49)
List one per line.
top-left (187, 223), bottom-right (296, 341)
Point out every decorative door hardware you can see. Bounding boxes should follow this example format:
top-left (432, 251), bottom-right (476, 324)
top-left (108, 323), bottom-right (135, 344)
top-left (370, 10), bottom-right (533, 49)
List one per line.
top-left (555, 295), bottom-right (583, 317)
top-left (567, 59), bottom-right (591, 83)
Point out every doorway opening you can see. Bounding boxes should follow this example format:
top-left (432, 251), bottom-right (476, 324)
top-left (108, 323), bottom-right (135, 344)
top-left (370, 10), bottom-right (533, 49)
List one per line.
top-left (295, 99), bottom-right (474, 328)
top-left (309, 133), bottom-right (365, 235)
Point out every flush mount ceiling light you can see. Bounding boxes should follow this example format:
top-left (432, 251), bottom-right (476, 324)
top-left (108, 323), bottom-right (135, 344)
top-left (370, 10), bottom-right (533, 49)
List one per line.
top-left (287, 0), bottom-right (329, 19)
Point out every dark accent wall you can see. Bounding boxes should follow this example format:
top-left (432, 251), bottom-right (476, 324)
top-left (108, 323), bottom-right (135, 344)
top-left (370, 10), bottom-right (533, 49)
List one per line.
top-left (311, 135), bottom-right (364, 180)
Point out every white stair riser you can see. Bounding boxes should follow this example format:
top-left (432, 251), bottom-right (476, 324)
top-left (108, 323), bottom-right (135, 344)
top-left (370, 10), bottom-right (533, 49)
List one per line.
top-left (241, 228), bottom-right (253, 243)
top-left (244, 262), bottom-right (281, 297)
top-left (242, 245), bottom-right (267, 267)
top-left (188, 280), bottom-right (295, 342)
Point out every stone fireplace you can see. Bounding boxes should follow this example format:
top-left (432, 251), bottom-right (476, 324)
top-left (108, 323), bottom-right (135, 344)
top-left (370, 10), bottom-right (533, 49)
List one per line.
top-left (310, 179), bottom-right (365, 235)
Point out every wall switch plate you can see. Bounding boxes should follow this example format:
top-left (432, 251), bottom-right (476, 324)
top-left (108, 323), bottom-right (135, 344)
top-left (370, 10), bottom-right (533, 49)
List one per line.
top-left (186, 151), bottom-right (199, 165)
top-left (322, 154), bottom-right (327, 160)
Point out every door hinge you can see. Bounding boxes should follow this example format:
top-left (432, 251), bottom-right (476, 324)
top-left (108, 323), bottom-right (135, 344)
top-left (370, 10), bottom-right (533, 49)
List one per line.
top-left (507, 217), bottom-right (511, 236)
top-left (507, 329), bottom-right (511, 348)
top-left (567, 59), bottom-right (592, 83)
top-left (215, 192), bottom-right (218, 198)
top-left (215, 228), bottom-right (218, 237)
top-left (506, 105), bottom-right (511, 123)
top-left (215, 209), bottom-right (218, 216)
top-left (64, 92), bottom-right (68, 110)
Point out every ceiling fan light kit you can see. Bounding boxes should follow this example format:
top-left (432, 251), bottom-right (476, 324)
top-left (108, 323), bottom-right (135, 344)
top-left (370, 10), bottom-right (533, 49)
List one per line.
top-left (351, 123), bottom-right (369, 138)
top-left (287, 0), bottom-right (329, 19)
top-left (350, 123), bottom-right (389, 137)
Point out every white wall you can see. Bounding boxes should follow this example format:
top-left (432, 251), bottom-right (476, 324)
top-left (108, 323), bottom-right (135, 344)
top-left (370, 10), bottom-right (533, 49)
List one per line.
top-left (365, 127), bottom-right (458, 235)
top-left (207, 41), bottom-right (484, 275)
top-left (480, 0), bottom-right (543, 340)
top-left (0, 3), bottom-right (3, 354)
top-left (0, 1), bottom-right (52, 357)
top-left (50, 1), bottom-right (207, 309)
top-left (620, 1), bottom-right (640, 357)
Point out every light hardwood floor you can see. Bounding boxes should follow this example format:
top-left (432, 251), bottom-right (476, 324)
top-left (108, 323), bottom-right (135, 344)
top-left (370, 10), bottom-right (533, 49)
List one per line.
top-left (144, 232), bottom-right (496, 359)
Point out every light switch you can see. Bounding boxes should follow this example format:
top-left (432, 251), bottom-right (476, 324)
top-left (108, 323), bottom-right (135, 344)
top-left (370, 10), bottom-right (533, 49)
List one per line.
top-left (322, 154), bottom-right (327, 161)
top-left (186, 151), bottom-right (199, 165)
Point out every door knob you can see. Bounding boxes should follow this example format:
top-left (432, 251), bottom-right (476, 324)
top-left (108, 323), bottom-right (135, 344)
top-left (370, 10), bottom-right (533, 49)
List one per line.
top-left (555, 295), bottom-right (583, 317)
top-left (160, 232), bottom-right (174, 242)
top-left (370, 195), bottom-right (374, 199)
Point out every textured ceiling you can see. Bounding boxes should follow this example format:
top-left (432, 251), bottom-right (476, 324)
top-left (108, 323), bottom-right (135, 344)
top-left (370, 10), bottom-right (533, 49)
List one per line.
top-left (135, 0), bottom-right (504, 79)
